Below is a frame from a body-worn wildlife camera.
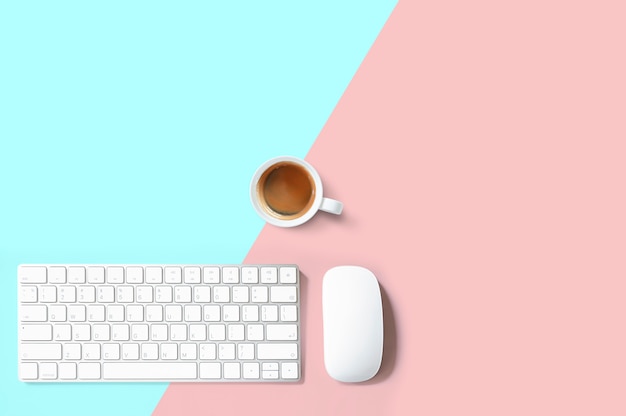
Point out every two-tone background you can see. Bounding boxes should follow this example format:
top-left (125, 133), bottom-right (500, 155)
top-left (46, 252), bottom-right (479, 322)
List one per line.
top-left (2, 1), bottom-right (625, 415)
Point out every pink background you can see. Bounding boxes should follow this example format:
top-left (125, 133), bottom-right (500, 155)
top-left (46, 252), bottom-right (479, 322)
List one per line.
top-left (154, 1), bottom-right (626, 414)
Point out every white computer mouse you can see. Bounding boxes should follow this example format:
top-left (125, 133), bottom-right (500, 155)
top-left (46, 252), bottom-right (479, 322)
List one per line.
top-left (322, 266), bottom-right (384, 382)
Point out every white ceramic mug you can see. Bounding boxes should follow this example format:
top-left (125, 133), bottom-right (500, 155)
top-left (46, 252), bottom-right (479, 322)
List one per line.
top-left (250, 156), bottom-right (343, 227)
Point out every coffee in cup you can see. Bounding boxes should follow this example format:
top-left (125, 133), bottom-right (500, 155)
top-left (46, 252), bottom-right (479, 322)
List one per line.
top-left (250, 156), bottom-right (343, 227)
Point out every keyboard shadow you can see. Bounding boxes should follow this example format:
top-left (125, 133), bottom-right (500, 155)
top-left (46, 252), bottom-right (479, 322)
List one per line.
top-left (295, 271), bottom-right (308, 384)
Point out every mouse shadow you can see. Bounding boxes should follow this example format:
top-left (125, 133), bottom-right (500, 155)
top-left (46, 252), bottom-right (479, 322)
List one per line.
top-left (362, 283), bottom-right (397, 385)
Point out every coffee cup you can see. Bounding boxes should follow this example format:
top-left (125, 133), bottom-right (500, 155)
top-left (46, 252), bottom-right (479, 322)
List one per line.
top-left (250, 156), bottom-right (343, 227)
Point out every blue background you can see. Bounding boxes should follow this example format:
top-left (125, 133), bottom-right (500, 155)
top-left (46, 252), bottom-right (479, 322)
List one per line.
top-left (0, 1), bottom-right (395, 415)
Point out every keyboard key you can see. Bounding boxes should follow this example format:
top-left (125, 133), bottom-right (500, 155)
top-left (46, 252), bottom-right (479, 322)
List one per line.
top-left (218, 343), bottom-right (235, 360)
top-left (156, 286), bottom-right (173, 302)
top-left (180, 343), bottom-right (197, 360)
top-left (53, 324), bottom-right (71, 341)
top-left (87, 267), bottom-right (105, 284)
top-left (165, 305), bottom-right (182, 322)
top-left (38, 363), bottom-right (55, 382)
top-left (213, 286), bottom-right (229, 303)
top-left (203, 267), bottom-right (219, 283)
top-left (243, 362), bottom-right (260, 379)
top-left (261, 305), bottom-right (278, 322)
top-left (39, 286), bottom-right (57, 302)
top-left (78, 363), bottom-right (100, 380)
top-left (193, 286), bottom-right (211, 303)
top-left (21, 324), bottom-right (52, 341)
top-left (19, 267), bottom-right (46, 284)
top-left (184, 267), bottom-right (201, 283)
top-left (112, 324), bottom-right (129, 341)
top-left (49, 305), bottom-right (66, 322)
top-left (78, 286), bottom-right (95, 303)
top-left (20, 343), bottom-right (62, 360)
top-left (108, 305), bottom-right (125, 322)
top-left (251, 286), bottom-right (268, 302)
top-left (223, 362), bottom-right (240, 379)
top-left (73, 324), bottom-right (91, 341)
top-left (232, 286), bottom-right (249, 303)
top-left (160, 343), bottom-right (177, 360)
top-left (208, 324), bottom-right (226, 341)
top-left (40, 363), bottom-right (57, 380)
top-left (279, 267), bottom-right (297, 284)
top-left (117, 286), bottom-right (134, 303)
top-left (68, 267), bottom-right (85, 284)
top-left (189, 324), bottom-right (207, 341)
top-left (136, 286), bottom-right (153, 303)
top-left (20, 305), bottom-right (47, 322)
top-left (222, 267), bottom-right (239, 283)
top-left (97, 286), bottom-right (115, 303)
top-left (175, 286), bottom-right (192, 303)
top-left (131, 324), bottom-right (149, 341)
top-left (20, 286), bottom-right (37, 303)
top-left (270, 286), bottom-right (297, 303)
top-left (281, 362), bottom-right (299, 379)
top-left (87, 305), bottom-right (105, 322)
top-left (59, 363), bottom-right (77, 380)
top-left (241, 267), bottom-right (258, 283)
top-left (199, 363), bottom-right (221, 379)
top-left (127, 305), bottom-right (144, 322)
top-left (145, 267), bottom-right (163, 283)
top-left (48, 267), bottom-right (66, 283)
top-left (146, 305), bottom-right (163, 322)
top-left (122, 343), bottom-right (139, 360)
top-left (59, 286), bottom-right (76, 303)
top-left (141, 343), bottom-right (158, 360)
top-left (247, 324), bottom-right (264, 341)
top-left (151, 324), bottom-right (168, 341)
top-left (199, 343), bottom-right (216, 359)
top-left (266, 324), bottom-right (298, 341)
top-left (237, 343), bottom-right (254, 360)
top-left (63, 343), bottom-right (81, 360)
top-left (107, 267), bottom-right (124, 284)
top-left (170, 324), bottom-right (187, 341)
top-left (68, 305), bottom-right (86, 322)
top-left (104, 363), bottom-right (197, 380)
top-left (203, 305), bottom-right (220, 321)
top-left (281, 305), bottom-right (298, 322)
top-left (257, 343), bottom-right (298, 360)
top-left (103, 343), bottom-right (120, 360)
top-left (228, 324), bottom-right (244, 341)
top-left (126, 267), bottom-right (143, 284)
top-left (185, 305), bottom-right (201, 322)
top-left (83, 343), bottom-right (100, 360)
top-left (223, 305), bottom-right (239, 322)
top-left (242, 305), bottom-right (259, 322)
top-left (92, 324), bottom-right (110, 341)
top-left (262, 370), bottom-right (279, 380)
top-left (260, 267), bottom-right (277, 283)
top-left (164, 267), bottom-right (182, 284)
top-left (262, 363), bottom-right (278, 371)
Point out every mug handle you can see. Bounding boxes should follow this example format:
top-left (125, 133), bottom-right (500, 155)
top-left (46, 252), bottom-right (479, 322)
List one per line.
top-left (320, 198), bottom-right (343, 215)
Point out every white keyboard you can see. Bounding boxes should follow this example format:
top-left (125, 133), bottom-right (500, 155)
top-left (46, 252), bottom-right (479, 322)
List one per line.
top-left (18, 264), bottom-right (300, 382)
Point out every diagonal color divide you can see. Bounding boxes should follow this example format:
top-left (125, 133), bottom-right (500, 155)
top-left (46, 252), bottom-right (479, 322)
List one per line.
top-left (154, 1), bottom-right (626, 415)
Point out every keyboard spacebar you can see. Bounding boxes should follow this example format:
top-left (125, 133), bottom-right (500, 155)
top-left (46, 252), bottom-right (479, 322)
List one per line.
top-left (103, 363), bottom-right (197, 380)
